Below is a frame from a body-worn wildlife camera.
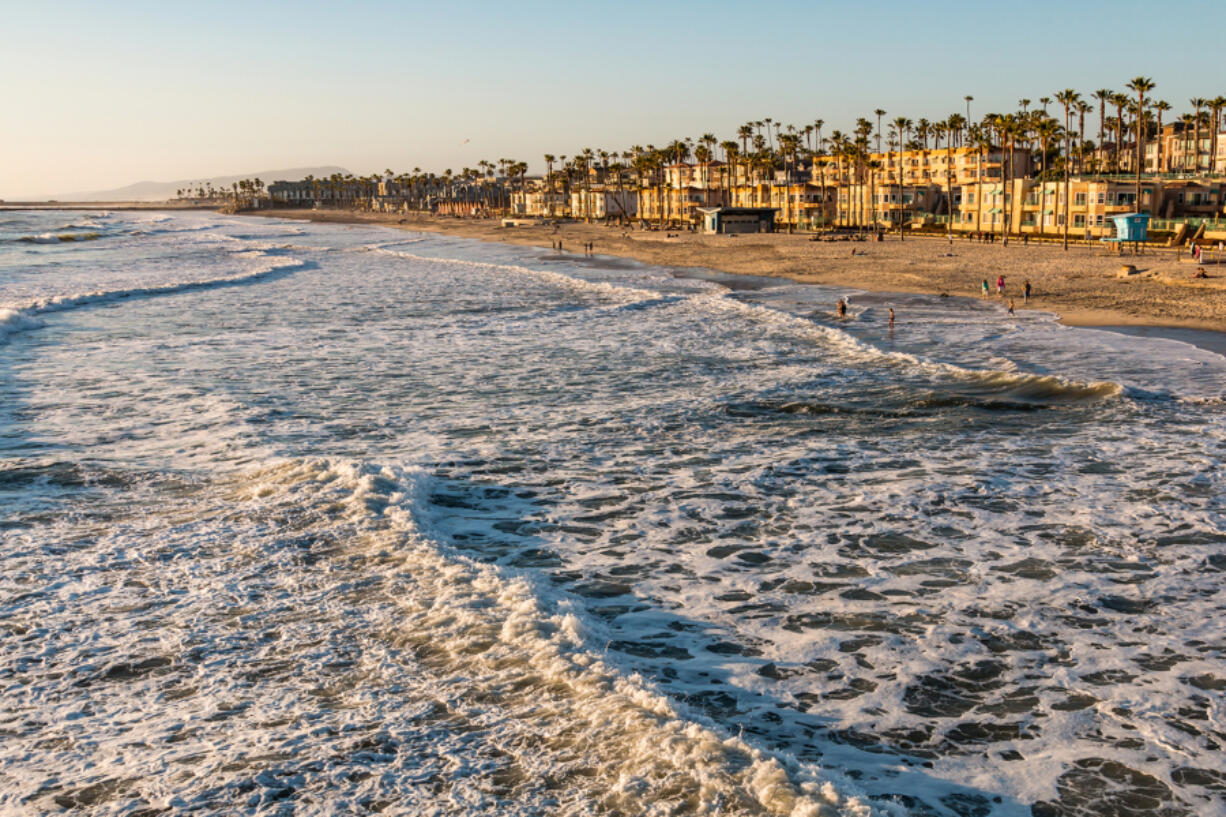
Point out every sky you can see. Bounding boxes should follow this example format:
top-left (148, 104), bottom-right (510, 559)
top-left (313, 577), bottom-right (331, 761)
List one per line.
top-left (3, 0), bottom-right (1222, 198)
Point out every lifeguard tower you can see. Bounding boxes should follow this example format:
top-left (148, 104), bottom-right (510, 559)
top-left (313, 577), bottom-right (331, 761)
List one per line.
top-left (1102, 213), bottom-right (1149, 253)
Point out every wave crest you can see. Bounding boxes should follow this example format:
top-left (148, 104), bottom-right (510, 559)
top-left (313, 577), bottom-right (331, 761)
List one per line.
top-left (228, 458), bottom-right (874, 816)
top-left (0, 254), bottom-right (307, 344)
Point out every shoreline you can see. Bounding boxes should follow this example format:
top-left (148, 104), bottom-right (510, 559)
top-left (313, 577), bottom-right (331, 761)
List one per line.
top-left (255, 208), bottom-right (1223, 335)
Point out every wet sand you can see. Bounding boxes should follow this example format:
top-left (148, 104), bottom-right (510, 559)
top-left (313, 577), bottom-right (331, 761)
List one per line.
top-left (249, 208), bottom-right (1226, 334)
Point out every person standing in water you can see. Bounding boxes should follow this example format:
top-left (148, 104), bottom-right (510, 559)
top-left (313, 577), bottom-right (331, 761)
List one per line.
top-left (836, 298), bottom-right (847, 319)
top-left (1007, 299), bottom-right (1015, 315)
top-left (888, 307), bottom-right (895, 327)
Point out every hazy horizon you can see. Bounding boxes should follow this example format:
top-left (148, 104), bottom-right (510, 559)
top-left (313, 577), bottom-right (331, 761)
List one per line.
top-left (4, 0), bottom-right (1222, 199)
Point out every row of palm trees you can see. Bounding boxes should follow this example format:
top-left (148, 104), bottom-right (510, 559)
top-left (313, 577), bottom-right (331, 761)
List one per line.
top-left (176, 178), bottom-right (265, 205)
top-left (518, 84), bottom-right (1222, 233)
top-left (246, 79), bottom-right (1222, 246)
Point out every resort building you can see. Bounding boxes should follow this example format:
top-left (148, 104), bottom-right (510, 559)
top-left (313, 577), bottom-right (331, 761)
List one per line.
top-left (569, 187), bottom-right (638, 220)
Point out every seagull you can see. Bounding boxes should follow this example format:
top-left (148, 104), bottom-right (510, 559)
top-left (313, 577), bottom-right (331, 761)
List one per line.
top-left (459, 138), bottom-right (470, 145)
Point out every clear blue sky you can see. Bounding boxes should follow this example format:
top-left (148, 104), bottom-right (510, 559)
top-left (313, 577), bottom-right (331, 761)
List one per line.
top-left (3, 0), bottom-right (1221, 197)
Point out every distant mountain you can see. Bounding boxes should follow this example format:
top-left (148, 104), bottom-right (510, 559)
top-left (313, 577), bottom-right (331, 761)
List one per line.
top-left (50, 167), bottom-right (351, 202)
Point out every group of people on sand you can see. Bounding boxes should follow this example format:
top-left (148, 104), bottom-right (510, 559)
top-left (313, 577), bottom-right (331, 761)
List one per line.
top-left (979, 275), bottom-right (1032, 316)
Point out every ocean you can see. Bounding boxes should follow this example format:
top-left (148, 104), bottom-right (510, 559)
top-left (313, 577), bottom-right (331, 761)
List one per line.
top-left (1, 210), bottom-right (1223, 816)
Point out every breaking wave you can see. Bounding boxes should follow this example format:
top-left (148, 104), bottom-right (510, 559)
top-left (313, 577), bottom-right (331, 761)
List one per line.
top-left (0, 254), bottom-right (308, 344)
top-left (366, 244), bottom-right (1125, 407)
top-left (15, 232), bottom-right (102, 243)
top-left (225, 458), bottom-right (874, 816)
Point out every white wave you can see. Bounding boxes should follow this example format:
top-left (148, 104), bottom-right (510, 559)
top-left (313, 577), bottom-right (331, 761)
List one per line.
top-left (0, 307), bottom-right (46, 340)
top-left (361, 240), bottom-right (1124, 404)
top-left (690, 289), bottom-right (1124, 402)
top-left (230, 457), bottom-right (875, 816)
top-left (365, 244), bottom-right (665, 304)
top-left (0, 254), bottom-right (306, 344)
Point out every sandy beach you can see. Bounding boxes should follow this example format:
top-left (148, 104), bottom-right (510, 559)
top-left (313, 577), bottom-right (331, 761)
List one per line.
top-left (250, 208), bottom-right (1226, 333)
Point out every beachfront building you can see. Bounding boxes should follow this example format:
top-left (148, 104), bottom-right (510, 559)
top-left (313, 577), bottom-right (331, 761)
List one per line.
top-left (638, 181), bottom-right (727, 224)
top-left (873, 184), bottom-right (944, 227)
top-left (1154, 180), bottom-right (1223, 219)
top-left (569, 187), bottom-right (638, 220)
top-left (810, 145), bottom-right (1031, 228)
top-left (510, 180), bottom-right (567, 217)
top-left (946, 177), bottom-right (1223, 237)
top-left (269, 179), bottom-right (324, 204)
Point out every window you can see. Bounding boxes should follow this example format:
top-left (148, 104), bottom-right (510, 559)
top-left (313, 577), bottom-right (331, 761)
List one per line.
top-left (1075, 193), bottom-right (1087, 206)
top-left (1074, 214), bottom-right (1086, 228)
top-left (1098, 192), bottom-right (1105, 204)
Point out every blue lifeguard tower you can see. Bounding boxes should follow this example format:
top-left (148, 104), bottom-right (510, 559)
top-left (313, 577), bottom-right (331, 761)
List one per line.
top-left (1104, 213), bottom-right (1149, 242)
top-left (1101, 213), bottom-right (1149, 253)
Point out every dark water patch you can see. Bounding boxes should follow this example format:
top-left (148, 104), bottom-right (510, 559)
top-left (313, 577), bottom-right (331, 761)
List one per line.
top-left (704, 640), bottom-right (763, 657)
top-left (992, 558), bottom-right (1058, 581)
top-left (940, 792), bottom-right (996, 817)
top-left (1080, 669), bottom-right (1137, 686)
top-left (1098, 595), bottom-right (1155, 615)
top-left (903, 661), bottom-right (1010, 719)
top-left (784, 610), bottom-right (931, 635)
top-left (1171, 766), bottom-right (1226, 792)
top-left (1185, 673), bottom-right (1226, 691)
top-left (941, 720), bottom-right (1037, 749)
top-left (1050, 692), bottom-right (1099, 711)
top-left (1131, 650), bottom-right (1187, 672)
top-left (1032, 758), bottom-right (1191, 817)
top-left (891, 557), bottom-right (974, 579)
top-left (978, 630), bottom-right (1050, 653)
top-left (841, 532), bottom-right (938, 556)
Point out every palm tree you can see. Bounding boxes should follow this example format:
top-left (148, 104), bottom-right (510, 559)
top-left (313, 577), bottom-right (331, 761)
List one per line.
top-left (891, 116), bottom-right (910, 239)
top-left (1209, 96), bottom-right (1226, 175)
top-left (1075, 100), bottom-right (1092, 172)
top-left (971, 125), bottom-right (991, 236)
top-left (1111, 93), bottom-right (1129, 172)
top-left (1055, 89), bottom-right (1080, 248)
top-left (1127, 77), bottom-right (1155, 210)
top-left (942, 116), bottom-right (956, 243)
top-left (874, 109), bottom-right (886, 153)
top-left (1093, 89), bottom-right (1113, 171)
top-left (1151, 102), bottom-right (1170, 172)
top-left (965, 95), bottom-right (974, 132)
top-left (1190, 97), bottom-right (1207, 173)
top-left (542, 154), bottom-right (555, 215)
top-left (996, 113), bottom-right (1020, 245)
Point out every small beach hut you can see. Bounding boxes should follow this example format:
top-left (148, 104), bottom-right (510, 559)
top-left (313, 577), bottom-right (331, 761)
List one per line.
top-left (1101, 213), bottom-right (1149, 253)
top-left (1110, 213), bottom-right (1149, 243)
top-left (697, 207), bottom-right (778, 234)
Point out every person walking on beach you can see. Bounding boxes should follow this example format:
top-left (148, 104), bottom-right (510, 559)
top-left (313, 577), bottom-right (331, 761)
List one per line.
top-left (981, 279), bottom-right (990, 298)
top-left (1007, 299), bottom-right (1015, 315)
top-left (836, 298), bottom-right (847, 319)
top-left (996, 275), bottom-right (1005, 297)
top-left (1023, 279), bottom-right (1032, 303)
